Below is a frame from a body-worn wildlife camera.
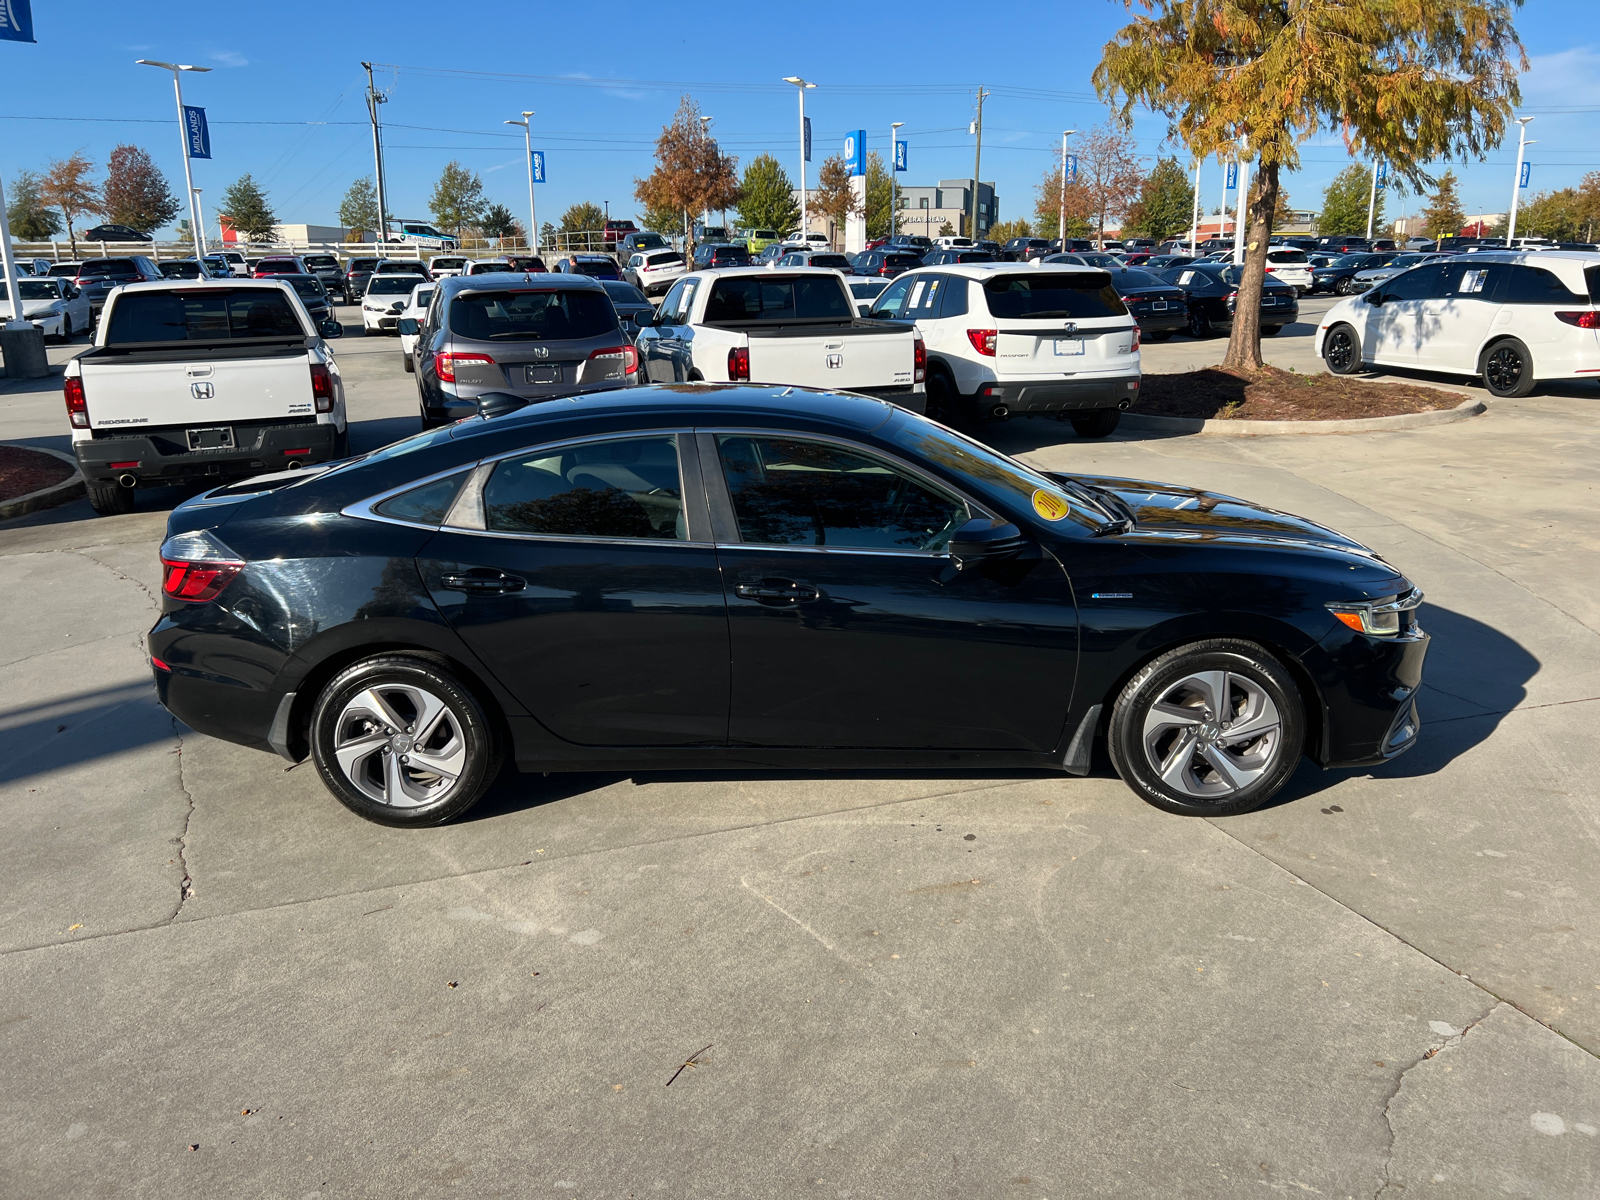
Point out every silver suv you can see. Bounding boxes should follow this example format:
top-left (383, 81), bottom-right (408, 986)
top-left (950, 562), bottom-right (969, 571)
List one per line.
top-left (406, 274), bottom-right (639, 429)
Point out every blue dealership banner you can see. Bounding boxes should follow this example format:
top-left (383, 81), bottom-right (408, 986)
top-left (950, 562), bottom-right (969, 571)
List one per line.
top-left (1520, 160), bottom-right (1531, 188)
top-left (0, 0), bottom-right (36, 43)
top-left (843, 130), bottom-right (867, 177)
top-left (1065, 154), bottom-right (1078, 182)
top-left (894, 140), bottom-right (908, 172)
top-left (1225, 161), bottom-right (1238, 190)
top-left (803, 116), bottom-right (812, 163)
top-left (531, 151), bottom-right (546, 183)
top-left (1375, 159), bottom-right (1387, 189)
top-left (184, 106), bottom-right (211, 159)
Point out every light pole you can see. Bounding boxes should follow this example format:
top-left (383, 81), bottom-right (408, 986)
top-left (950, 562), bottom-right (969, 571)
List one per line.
top-left (1189, 159), bottom-right (1201, 252)
top-left (1506, 116), bottom-right (1535, 247)
top-left (699, 115), bottom-right (713, 236)
top-left (783, 78), bottom-right (816, 239)
top-left (136, 60), bottom-right (211, 260)
top-left (890, 122), bottom-right (904, 242)
top-left (192, 188), bottom-right (208, 255)
top-left (1058, 129), bottom-right (1077, 248)
top-left (1232, 137), bottom-right (1250, 266)
top-left (504, 111), bottom-right (536, 253)
top-left (1364, 160), bottom-right (1382, 240)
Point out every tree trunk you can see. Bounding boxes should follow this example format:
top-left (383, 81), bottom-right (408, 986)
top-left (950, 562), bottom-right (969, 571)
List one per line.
top-left (1222, 160), bottom-right (1279, 372)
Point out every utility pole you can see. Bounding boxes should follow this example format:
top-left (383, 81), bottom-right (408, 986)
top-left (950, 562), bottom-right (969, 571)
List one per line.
top-left (1058, 129), bottom-right (1076, 248)
top-left (362, 63), bottom-right (389, 247)
top-left (1190, 159), bottom-right (1201, 253)
top-left (969, 87), bottom-right (989, 242)
top-left (1506, 117), bottom-right (1535, 247)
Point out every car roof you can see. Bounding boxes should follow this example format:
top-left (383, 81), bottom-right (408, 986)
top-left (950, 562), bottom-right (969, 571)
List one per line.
top-left (437, 272), bottom-right (603, 294)
top-left (911, 262), bottom-right (1106, 281)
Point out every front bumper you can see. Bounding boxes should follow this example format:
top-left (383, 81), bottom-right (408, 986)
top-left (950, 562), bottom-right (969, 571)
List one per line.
top-left (76, 419), bottom-right (339, 486)
top-left (972, 374), bottom-right (1141, 414)
top-left (1318, 626), bottom-right (1431, 767)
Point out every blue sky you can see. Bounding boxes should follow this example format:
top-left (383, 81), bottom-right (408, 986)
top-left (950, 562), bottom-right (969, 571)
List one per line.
top-left (3, 1), bottom-right (1596, 238)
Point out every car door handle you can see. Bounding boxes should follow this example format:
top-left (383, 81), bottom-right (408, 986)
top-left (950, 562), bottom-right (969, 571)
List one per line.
top-left (440, 569), bottom-right (526, 595)
top-left (735, 579), bottom-right (820, 606)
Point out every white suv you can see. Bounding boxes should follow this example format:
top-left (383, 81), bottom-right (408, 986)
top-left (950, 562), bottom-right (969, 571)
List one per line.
top-left (1265, 248), bottom-right (1313, 294)
top-left (865, 262), bottom-right (1142, 436)
top-left (1316, 251), bottom-right (1600, 398)
top-left (623, 249), bottom-right (686, 296)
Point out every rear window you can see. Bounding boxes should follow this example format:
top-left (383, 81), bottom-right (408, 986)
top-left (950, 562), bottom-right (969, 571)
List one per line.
top-left (368, 277), bottom-right (423, 295)
top-left (571, 259), bottom-right (619, 275)
top-left (710, 247), bottom-right (750, 261)
top-left (449, 288), bottom-right (617, 340)
top-left (377, 262), bottom-right (426, 274)
top-left (105, 288), bottom-right (304, 344)
top-left (432, 258), bottom-right (467, 269)
top-left (48, 264), bottom-right (79, 276)
top-left (703, 275), bottom-right (851, 323)
top-left (1109, 269), bottom-right (1167, 289)
top-left (1588, 266), bottom-right (1600, 304)
top-left (645, 252), bottom-right (681, 267)
top-left (982, 272), bottom-right (1124, 319)
top-left (80, 259), bottom-right (138, 277)
top-left (807, 254), bottom-right (850, 269)
top-left (349, 259), bottom-right (380, 270)
top-left (1267, 250), bottom-right (1308, 263)
top-left (602, 282), bottom-right (648, 305)
top-left (884, 254), bottom-right (922, 267)
top-left (303, 255), bottom-right (339, 268)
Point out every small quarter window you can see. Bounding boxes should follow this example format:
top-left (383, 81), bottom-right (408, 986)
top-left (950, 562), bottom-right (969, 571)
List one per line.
top-left (374, 471), bottom-right (472, 526)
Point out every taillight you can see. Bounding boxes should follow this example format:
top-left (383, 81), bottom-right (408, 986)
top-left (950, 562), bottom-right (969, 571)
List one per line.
top-left (1555, 310), bottom-right (1600, 329)
top-left (1120, 295), bottom-right (1139, 304)
top-left (878, 265), bottom-right (893, 276)
top-left (588, 345), bottom-right (639, 377)
top-left (967, 329), bottom-right (997, 356)
top-left (309, 363), bottom-right (334, 413)
top-left (728, 346), bottom-right (750, 381)
top-left (1226, 291), bottom-right (1238, 307)
top-left (1129, 326), bottom-right (1142, 352)
top-left (64, 376), bottom-right (89, 428)
top-left (913, 334), bottom-right (926, 382)
top-left (159, 529), bottom-right (245, 604)
top-left (434, 352), bottom-right (496, 383)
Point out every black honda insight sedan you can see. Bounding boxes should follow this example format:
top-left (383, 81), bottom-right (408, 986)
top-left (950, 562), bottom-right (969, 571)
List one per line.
top-left (149, 386), bottom-right (1428, 827)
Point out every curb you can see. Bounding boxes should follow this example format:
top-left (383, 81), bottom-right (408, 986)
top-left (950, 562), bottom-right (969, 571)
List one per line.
top-left (0, 444), bottom-right (85, 520)
top-left (1120, 396), bottom-right (1487, 437)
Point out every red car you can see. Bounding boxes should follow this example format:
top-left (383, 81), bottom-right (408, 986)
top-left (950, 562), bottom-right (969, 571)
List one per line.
top-left (602, 220), bottom-right (638, 248)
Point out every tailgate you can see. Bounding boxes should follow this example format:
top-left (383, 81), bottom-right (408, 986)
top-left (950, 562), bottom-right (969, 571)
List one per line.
top-left (747, 327), bottom-right (914, 389)
top-left (995, 320), bottom-right (1135, 376)
top-left (80, 350), bottom-right (314, 429)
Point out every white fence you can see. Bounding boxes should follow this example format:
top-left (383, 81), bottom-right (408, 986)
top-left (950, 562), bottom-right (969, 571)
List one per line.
top-left (8, 229), bottom-right (658, 264)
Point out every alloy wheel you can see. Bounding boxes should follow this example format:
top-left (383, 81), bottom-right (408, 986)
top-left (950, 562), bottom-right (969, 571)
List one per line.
top-left (1485, 345), bottom-right (1525, 394)
top-left (1324, 328), bottom-right (1357, 373)
top-left (1140, 669), bottom-right (1282, 800)
top-left (332, 683), bottom-right (467, 808)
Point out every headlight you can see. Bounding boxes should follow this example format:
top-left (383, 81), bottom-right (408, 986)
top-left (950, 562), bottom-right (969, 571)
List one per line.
top-left (1328, 588), bottom-right (1423, 637)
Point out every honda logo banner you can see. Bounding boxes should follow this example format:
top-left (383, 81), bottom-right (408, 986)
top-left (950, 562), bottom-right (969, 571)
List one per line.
top-left (531, 151), bottom-right (546, 183)
top-left (0, 0), bottom-right (36, 42)
top-left (1065, 154), bottom-right (1078, 182)
top-left (844, 130), bottom-right (867, 177)
top-left (803, 117), bottom-right (812, 163)
top-left (184, 106), bottom-right (211, 159)
top-left (1520, 160), bottom-right (1531, 189)
top-left (894, 140), bottom-right (908, 172)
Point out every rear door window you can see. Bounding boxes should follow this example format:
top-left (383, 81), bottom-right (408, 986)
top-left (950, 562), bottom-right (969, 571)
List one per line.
top-left (703, 275), bottom-right (850, 322)
top-left (982, 273), bottom-right (1125, 319)
top-left (902, 274), bottom-right (947, 319)
top-left (1501, 265), bottom-right (1590, 305)
top-left (449, 288), bottom-right (617, 340)
top-left (483, 436), bottom-right (685, 540)
top-left (105, 289), bottom-right (304, 344)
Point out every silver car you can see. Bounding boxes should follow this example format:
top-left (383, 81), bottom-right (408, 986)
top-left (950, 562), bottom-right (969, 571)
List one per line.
top-left (407, 274), bottom-right (638, 429)
top-left (1349, 252), bottom-right (1451, 293)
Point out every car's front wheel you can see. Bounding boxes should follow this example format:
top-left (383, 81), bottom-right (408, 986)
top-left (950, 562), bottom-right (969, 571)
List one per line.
top-left (310, 654), bottom-right (502, 827)
top-left (1107, 639), bottom-right (1305, 817)
top-left (1186, 307), bottom-right (1213, 339)
top-left (1321, 324), bottom-right (1362, 375)
top-left (1334, 277), bottom-right (1353, 295)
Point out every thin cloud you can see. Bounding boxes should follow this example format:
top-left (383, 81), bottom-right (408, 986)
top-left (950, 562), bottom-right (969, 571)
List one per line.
top-left (209, 49), bottom-right (249, 67)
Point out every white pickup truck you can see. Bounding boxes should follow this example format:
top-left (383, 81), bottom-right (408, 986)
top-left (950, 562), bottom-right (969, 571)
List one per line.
top-left (635, 267), bottom-right (925, 410)
top-left (64, 279), bottom-right (349, 515)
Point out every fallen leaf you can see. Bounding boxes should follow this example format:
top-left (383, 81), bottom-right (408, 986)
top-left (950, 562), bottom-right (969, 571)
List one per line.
top-left (68, 924), bottom-right (82, 932)
top-left (446, 981), bottom-right (458, 989)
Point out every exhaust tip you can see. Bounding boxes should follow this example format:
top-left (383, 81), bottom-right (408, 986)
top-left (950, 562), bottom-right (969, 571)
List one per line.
top-left (990, 404), bottom-right (1009, 420)
top-left (285, 459), bottom-right (305, 471)
top-left (117, 473), bottom-right (137, 488)
top-left (1118, 399), bottom-right (1133, 410)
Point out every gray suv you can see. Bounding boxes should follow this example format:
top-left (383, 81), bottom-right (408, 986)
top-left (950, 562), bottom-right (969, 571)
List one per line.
top-left (405, 273), bottom-right (638, 428)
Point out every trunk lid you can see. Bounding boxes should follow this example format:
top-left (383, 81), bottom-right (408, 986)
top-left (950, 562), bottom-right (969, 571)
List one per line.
top-left (746, 326), bottom-right (914, 390)
top-left (79, 346), bottom-right (315, 429)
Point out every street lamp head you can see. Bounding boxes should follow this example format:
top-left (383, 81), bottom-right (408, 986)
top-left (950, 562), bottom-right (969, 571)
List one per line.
top-left (136, 59), bottom-right (210, 72)
top-left (782, 76), bottom-right (816, 89)
top-left (891, 121), bottom-right (904, 130)
top-left (504, 119), bottom-right (525, 127)
top-left (1515, 115), bottom-right (1535, 126)
top-left (522, 111), bottom-right (534, 119)
top-left (1064, 129), bottom-right (1077, 136)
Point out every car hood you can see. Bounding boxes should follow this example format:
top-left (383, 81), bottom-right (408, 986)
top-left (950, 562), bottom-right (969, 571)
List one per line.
top-left (0, 299), bottom-right (65, 318)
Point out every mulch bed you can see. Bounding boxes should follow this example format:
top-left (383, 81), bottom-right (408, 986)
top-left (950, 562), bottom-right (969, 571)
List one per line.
top-left (0, 445), bottom-right (74, 502)
top-left (1136, 365), bottom-right (1468, 421)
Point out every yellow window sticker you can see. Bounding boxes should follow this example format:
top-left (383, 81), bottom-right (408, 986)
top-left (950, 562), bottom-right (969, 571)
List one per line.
top-left (1032, 489), bottom-right (1071, 521)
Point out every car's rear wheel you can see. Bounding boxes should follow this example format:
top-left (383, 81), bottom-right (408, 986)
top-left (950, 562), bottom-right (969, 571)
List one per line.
top-left (1482, 338), bottom-right (1536, 398)
top-left (1262, 325), bottom-right (1283, 336)
top-left (1070, 408), bottom-right (1122, 438)
top-left (1322, 324), bottom-right (1362, 375)
top-left (1186, 307), bottom-right (1213, 339)
top-left (86, 479), bottom-right (134, 516)
top-left (925, 369), bottom-right (959, 425)
top-left (1107, 639), bottom-right (1305, 817)
top-left (310, 654), bottom-right (502, 827)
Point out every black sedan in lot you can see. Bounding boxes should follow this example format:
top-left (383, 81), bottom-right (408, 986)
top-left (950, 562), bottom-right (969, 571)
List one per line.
top-left (1159, 262), bottom-right (1300, 338)
top-left (1097, 267), bottom-right (1188, 340)
top-left (148, 387), bottom-right (1428, 828)
top-left (1310, 253), bottom-right (1390, 295)
top-left (853, 249), bottom-right (924, 278)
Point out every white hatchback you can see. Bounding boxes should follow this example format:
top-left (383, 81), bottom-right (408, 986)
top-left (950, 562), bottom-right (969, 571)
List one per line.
top-left (867, 262), bottom-right (1142, 436)
top-left (1316, 251), bottom-right (1600, 397)
top-left (398, 282), bottom-right (436, 370)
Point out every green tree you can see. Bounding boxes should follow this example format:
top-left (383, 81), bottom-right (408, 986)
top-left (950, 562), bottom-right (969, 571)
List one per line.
top-left (634, 96), bottom-right (740, 250)
top-left (6, 169), bottom-right (62, 240)
top-left (1121, 157), bottom-right (1194, 241)
top-left (217, 174), bottom-right (276, 242)
top-left (559, 201), bottom-right (606, 250)
top-left (429, 162), bottom-right (485, 239)
top-left (641, 201), bottom-right (684, 236)
top-left (101, 145), bottom-right (180, 234)
top-left (480, 202), bottom-right (521, 242)
top-left (1422, 169), bottom-right (1466, 238)
top-left (986, 218), bottom-right (1034, 246)
top-left (1513, 189), bottom-right (1582, 242)
top-left (338, 176), bottom-right (380, 233)
top-left (864, 152), bottom-right (897, 240)
top-left (736, 153), bottom-right (799, 235)
top-left (1096, 0), bottom-right (1527, 370)
top-left (1318, 165), bottom-right (1382, 235)
top-left (40, 152), bottom-right (101, 255)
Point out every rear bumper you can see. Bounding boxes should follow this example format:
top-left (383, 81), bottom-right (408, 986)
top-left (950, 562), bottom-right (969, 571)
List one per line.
top-left (847, 383), bottom-right (926, 414)
top-left (1132, 312), bottom-right (1188, 334)
top-left (76, 420), bottom-right (338, 486)
top-left (973, 374), bottom-right (1141, 413)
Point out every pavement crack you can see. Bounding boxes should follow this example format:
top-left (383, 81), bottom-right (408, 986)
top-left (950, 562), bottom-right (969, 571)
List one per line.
top-left (68, 547), bottom-right (160, 608)
top-left (1373, 1003), bottom-right (1497, 1199)
top-left (167, 717), bottom-right (196, 922)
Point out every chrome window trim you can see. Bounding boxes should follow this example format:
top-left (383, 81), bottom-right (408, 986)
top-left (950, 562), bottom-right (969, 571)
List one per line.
top-left (341, 464), bottom-right (482, 531)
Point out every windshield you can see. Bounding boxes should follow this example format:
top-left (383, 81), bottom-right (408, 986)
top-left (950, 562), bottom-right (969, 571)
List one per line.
top-left (368, 277), bottom-right (423, 295)
top-left (631, 234), bottom-right (669, 249)
top-left (1109, 269), bottom-right (1167, 289)
top-left (105, 289), bottom-right (304, 344)
top-left (449, 288), bottom-right (617, 340)
top-left (703, 275), bottom-right (850, 322)
top-left (287, 278), bottom-right (325, 298)
top-left (79, 260), bottom-right (138, 277)
top-left (602, 282), bottom-right (648, 304)
top-left (891, 416), bottom-right (1103, 533)
top-left (0, 280), bottom-right (64, 300)
top-left (983, 272), bottom-right (1124, 319)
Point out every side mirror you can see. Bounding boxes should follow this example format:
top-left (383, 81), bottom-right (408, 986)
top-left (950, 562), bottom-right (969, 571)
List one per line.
top-left (1363, 291), bottom-right (1383, 306)
top-left (320, 318), bottom-right (344, 338)
top-left (948, 517), bottom-right (1026, 568)
top-left (396, 317), bottom-right (419, 336)
top-left (475, 391), bottom-right (529, 419)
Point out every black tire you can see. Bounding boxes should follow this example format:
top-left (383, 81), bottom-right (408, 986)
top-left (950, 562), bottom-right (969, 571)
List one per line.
top-left (59, 313), bottom-right (73, 342)
top-left (309, 654), bottom-right (502, 827)
top-left (1322, 324), bottom-right (1363, 375)
top-left (1186, 306), bottom-right (1213, 339)
top-left (925, 369), bottom-right (959, 425)
top-left (1070, 408), bottom-right (1122, 439)
top-left (1107, 638), bottom-right (1306, 817)
top-left (402, 352), bottom-right (414, 373)
top-left (1262, 325), bottom-right (1282, 337)
top-left (1481, 338), bottom-right (1536, 398)
top-left (86, 479), bottom-right (135, 516)
top-left (1334, 276), bottom-right (1353, 295)
top-left (1143, 330), bottom-right (1173, 342)
top-left (332, 426), bottom-right (350, 458)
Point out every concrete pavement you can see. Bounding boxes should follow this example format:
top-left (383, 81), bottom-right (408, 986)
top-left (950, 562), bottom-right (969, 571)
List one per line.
top-left (2, 307), bottom-right (1597, 1197)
